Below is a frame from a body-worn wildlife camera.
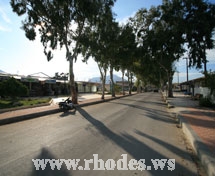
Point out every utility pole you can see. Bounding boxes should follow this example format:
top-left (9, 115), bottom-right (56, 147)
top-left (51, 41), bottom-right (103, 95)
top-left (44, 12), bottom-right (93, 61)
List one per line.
top-left (177, 71), bottom-right (179, 85)
top-left (186, 57), bottom-right (189, 82)
top-left (186, 57), bottom-right (189, 93)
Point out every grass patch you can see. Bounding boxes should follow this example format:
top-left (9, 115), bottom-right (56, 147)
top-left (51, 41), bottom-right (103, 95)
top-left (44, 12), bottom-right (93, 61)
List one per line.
top-left (0, 98), bottom-right (51, 109)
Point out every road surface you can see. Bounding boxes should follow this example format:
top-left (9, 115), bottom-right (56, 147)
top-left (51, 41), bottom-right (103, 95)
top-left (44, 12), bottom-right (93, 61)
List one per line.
top-left (0, 93), bottom-right (201, 176)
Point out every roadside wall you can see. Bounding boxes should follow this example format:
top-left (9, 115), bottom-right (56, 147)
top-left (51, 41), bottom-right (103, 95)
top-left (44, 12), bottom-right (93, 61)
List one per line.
top-left (194, 87), bottom-right (215, 103)
top-left (194, 87), bottom-right (210, 97)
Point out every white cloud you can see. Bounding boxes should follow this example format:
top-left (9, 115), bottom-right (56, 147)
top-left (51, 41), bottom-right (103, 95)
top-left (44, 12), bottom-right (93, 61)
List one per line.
top-left (206, 48), bottom-right (215, 63)
top-left (116, 11), bottom-right (136, 25)
top-left (117, 15), bottom-right (130, 25)
top-left (0, 7), bottom-right (11, 24)
top-left (0, 4), bottom-right (12, 32)
top-left (0, 24), bottom-right (11, 32)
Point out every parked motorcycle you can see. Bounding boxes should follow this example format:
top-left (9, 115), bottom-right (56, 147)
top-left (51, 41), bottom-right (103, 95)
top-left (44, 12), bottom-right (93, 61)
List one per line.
top-left (58, 98), bottom-right (76, 111)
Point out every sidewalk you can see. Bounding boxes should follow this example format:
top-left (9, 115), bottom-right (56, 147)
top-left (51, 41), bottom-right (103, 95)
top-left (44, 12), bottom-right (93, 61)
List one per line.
top-left (0, 93), bottom-right (124, 126)
top-left (165, 92), bottom-right (215, 176)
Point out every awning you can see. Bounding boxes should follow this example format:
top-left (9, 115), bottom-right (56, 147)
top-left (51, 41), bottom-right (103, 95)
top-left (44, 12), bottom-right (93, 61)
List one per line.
top-left (21, 77), bottom-right (39, 83)
top-left (45, 79), bottom-right (56, 84)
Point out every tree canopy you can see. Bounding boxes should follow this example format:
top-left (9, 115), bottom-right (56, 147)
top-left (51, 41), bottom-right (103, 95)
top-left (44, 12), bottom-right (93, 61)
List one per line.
top-left (11, 0), bottom-right (115, 103)
top-left (128, 0), bottom-right (215, 97)
top-left (10, 0), bottom-right (215, 98)
top-left (0, 78), bottom-right (28, 98)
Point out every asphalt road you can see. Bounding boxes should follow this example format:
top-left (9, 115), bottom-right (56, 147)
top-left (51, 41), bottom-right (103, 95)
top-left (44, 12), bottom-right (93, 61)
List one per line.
top-left (0, 93), bottom-right (199, 176)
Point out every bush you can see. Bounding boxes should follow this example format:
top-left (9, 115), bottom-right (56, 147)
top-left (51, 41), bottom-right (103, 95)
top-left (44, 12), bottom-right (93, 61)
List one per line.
top-left (114, 84), bottom-right (121, 94)
top-left (199, 97), bottom-right (214, 108)
top-left (0, 78), bottom-right (28, 98)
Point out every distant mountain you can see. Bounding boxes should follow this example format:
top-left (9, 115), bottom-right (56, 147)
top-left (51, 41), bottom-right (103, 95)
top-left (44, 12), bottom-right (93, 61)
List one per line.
top-left (89, 74), bottom-right (122, 83)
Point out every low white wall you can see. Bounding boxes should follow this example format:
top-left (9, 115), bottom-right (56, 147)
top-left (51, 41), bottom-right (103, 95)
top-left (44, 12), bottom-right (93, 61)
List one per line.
top-left (194, 87), bottom-right (215, 103)
top-left (91, 85), bottom-right (97, 92)
top-left (194, 87), bottom-right (210, 97)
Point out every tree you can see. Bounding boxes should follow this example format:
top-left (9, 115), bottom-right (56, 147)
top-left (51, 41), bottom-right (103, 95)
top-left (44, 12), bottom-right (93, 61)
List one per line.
top-left (0, 78), bottom-right (28, 98)
top-left (160, 0), bottom-right (215, 95)
top-left (205, 71), bottom-right (215, 96)
top-left (127, 8), bottom-right (165, 89)
top-left (53, 72), bottom-right (69, 80)
top-left (79, 6), bottom-right (117, 99)
top-left (107, 21), bottom-right (120, 97)
top-left (129, 6), bottom-right (184, 97)
top-left (117, 25), bottom-right (137, 95)
top-left (11, 0), bottom-right (115, 103)
top-left (129, 0), bottom-right (215, 97)
top-left (182, 0), bottom-right (215, 71)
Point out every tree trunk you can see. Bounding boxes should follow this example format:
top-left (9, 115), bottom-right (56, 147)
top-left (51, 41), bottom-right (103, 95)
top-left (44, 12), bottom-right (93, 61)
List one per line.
top-left (128, 71), bottom-right (132, 95)
top-left (136, 78), bottom-right (140, 93)
top-left (69, 58), bottom-right (78, 104)
top-left (110, 66), bottom-right (115, 97)
top-left (101, 70), bottom-right (107, 100)
top-left (167, 71), bottom-right (173, 98)
top-left (122, 70), bottom-right (125, 95)
top-left (98, 63), bottom-right (107, 100)
top-left (130, 73), bottom-right (133, 95)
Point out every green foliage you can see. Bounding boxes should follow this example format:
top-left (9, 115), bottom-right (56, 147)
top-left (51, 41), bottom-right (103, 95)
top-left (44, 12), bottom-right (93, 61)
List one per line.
top-left (159, 0), bottom-right (215, 69)
top-left (117, 25), bottom-right (137, 71)
top-left (10, 0), bottom-right (215, 100)
top-left (10, 0), bottom-right (116, 62)
top-left (78, 7), bottom-right (120, 98)
top-left (0, 78), bottom-right (28, 98)
top-left (114, 84), bottom-right (121, 94)
top-left (132, 86), bottom-right (137, 92)
top-left (199, 97), bottom-right (214, 108)
top-left (53, 72), bottom-right (69, 80)
top-left (11, 0), bottom-right (116, 103)
top-left (0, 98), bottom-right (51, 109)
top-left (205, 71), bottom-right (215, 95)
top-left (182, 0), bottom-right (215, 69)
top-left (128, 0), bottom-right (215, 97)
top-left (20, 98), bottom-right (51, 106)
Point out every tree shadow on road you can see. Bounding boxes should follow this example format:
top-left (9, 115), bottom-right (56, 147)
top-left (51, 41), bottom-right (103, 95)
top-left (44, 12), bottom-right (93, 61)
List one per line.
top-left (134, 129), bottom-right (191, 159)
top-left (180, 110), bottom-right (215, 129)
top-left (77, 106), bottom-right (196, 176)
top-left (59, 109), bottom-right (77, 118)
top-left (31, 147), bottom-right (71, 176)
top-left (110, 100), bottom-right (177, 124)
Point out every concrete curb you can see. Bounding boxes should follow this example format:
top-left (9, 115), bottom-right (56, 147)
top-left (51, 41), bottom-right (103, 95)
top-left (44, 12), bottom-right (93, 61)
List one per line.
top-left (0, 102), bottom-right (51, 114)
top-left (0, 109), bottom-right (60, 126)
top-left (162, 91), bottom-right (215, 176)
top-left (0, 94), bottom-right (132, 126)
top-left (167, 102), bottom-right (174, 108)
top-left (161, 92), bottom-right (174, 108)
top-left (177, 114), bottom-right (215, 176)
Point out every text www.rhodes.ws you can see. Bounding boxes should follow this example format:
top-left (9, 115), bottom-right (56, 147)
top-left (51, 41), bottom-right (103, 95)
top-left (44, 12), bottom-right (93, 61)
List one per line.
top-left (32, 154), bottom-right (175, 171)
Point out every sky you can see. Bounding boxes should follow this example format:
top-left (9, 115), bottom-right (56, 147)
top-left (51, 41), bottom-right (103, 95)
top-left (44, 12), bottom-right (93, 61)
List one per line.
top-left (0, 0), bottom-right (215, 83)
